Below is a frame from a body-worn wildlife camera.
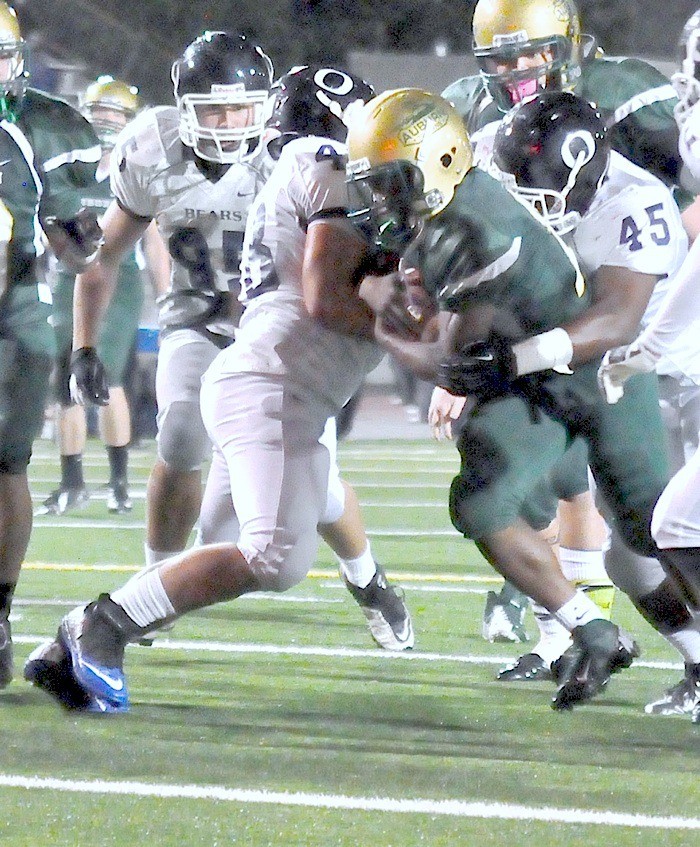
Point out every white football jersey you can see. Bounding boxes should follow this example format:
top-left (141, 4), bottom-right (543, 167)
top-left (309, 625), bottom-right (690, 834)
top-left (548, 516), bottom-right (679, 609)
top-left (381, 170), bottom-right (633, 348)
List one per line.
top-left (110, 105), bottom-right (271, 336)
top-left (218, 135), bottom-right (382, 408)
top-left (573, 151), bottom-right (693, 379)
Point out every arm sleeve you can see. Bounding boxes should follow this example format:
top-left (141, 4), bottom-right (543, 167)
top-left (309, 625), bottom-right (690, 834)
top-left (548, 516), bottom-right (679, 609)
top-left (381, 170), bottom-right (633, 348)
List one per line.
top-left (38, 104), bottom-right (101, 221)
top-left (109, 120), bottom-right (158, 220)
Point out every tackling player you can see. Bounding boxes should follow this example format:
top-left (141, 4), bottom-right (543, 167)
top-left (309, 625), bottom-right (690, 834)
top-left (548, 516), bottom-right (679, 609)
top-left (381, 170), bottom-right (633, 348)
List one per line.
top-left (349, 89), bottom-right (668, 711)
top-left (441, 0), bottom-right (699, 652)
top-left (24, 64), bottom-right (413, 714)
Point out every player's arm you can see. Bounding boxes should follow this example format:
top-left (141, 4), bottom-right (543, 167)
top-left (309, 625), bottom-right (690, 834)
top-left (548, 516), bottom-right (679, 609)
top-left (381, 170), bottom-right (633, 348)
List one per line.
top-left (73, 200), bottom-right (150, 350)
top-left (302, 217), bottom-right (375, 339)
top-left (599, 235), bottom-right (700, 402)
top-left (140, 220), bottom-right (171, 298)
top-left (70, 202), bottom-right (150, 405)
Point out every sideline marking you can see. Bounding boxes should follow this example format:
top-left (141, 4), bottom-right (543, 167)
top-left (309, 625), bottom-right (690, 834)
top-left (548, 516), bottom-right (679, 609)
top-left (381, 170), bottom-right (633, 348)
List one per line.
top-left (0, 775), bottom-right (697, 828)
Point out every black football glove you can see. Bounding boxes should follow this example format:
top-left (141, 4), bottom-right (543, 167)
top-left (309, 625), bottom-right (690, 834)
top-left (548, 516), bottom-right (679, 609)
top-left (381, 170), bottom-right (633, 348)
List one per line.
top-left (42, 208), bottom-right (103, 271)
top-left (437, 334), bottom-right (516, 402)
top-left (69, 347), bottom-right (110, 406)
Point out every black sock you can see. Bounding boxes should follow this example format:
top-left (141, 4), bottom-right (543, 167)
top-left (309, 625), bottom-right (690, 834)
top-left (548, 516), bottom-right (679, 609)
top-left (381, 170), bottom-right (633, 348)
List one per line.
top-left (0, 584), bottom-right (15, 619)
top-left (107, 445), bottom-right (128, 487)
top-left (61, 454), bottom-right (84, 490)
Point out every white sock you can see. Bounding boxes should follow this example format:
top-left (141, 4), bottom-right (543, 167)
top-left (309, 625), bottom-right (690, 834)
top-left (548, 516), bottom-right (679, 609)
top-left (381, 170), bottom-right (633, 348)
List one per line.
top-left (553, 591), bottom-right (604, 631)
top-left (531, 602), bottom-right (573, 664)
top-left (559, 547), bottom-right (610, 584)
top-left (144, 544), bottom-right (178, 572)
top-left (111, 567), bottom-right (176, 629)
top-left (337, 542), bottom-right (377, 589)
top-left (664, 627), bottom-right (700, 665)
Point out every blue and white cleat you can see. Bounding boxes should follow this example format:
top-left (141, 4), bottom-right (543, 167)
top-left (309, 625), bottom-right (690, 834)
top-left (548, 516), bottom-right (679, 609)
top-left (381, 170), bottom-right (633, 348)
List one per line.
top-left (24, 638), bottom-right (124, 712)
top-left (57, 597), bottom-right (130, 712)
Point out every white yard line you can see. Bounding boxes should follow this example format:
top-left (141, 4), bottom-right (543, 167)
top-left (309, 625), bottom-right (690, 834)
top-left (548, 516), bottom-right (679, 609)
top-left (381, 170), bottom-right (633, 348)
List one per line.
top-left (11, 634), bottom-right (683, 672)
top-left (0, 775), bottom-right (696, 828)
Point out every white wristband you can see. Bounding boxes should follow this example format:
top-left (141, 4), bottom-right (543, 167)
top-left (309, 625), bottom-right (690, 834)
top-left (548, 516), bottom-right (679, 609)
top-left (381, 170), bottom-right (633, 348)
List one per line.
top-left (512, 328), bottom-right (574, 377)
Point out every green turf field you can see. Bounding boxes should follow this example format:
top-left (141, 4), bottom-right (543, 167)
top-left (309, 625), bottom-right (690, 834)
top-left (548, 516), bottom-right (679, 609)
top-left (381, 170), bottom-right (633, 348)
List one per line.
top-left (1, 437), bottom-right (697, 846)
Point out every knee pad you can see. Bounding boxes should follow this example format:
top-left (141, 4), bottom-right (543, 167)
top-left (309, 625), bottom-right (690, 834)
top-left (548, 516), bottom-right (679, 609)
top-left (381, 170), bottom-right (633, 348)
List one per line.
top-left (157, 400), bottom-right (210, 471)
top-left (604, 529), bottom-right (666, 599)
top-left (239, 528), bottom-right (318, 593)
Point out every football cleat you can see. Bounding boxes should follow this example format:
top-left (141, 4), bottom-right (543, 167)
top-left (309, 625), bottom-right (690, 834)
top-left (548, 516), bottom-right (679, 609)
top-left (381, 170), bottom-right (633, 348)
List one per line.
top-left (482, 590), bottom-right (529, 644)
top-left (36, 486), bottom-right (90, 516)
top-left (0, 617), bottom-right (12, 688)
top-left (552, 625), bottom-right (640, 684)
top-left (552, 619), bottom-right (626, 710)
top-left (343, 566), bottom-right (414, 651)
top-left (57, 595), bottom-right (132, 711)
top-left (645, 663), bottom-right (700, 716)
top-left (497, 652), bottom-right (553, 681)
top-left (107, 481), bottom-right (132, 514)
top-left (24, 639), bottom-right (95, 710)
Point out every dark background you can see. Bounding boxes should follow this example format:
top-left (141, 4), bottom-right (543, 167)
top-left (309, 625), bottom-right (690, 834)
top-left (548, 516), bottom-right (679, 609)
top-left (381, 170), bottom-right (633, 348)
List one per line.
top-left (14, 0), bottom-right (700, 104)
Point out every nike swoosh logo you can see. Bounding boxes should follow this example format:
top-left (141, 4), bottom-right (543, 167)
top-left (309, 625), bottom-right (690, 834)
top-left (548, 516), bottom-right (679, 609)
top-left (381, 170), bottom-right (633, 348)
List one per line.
top-left (474, 353), bottom-right (494, 362)
top-left (0, 159), bottom-right (10, 167)
top-left (81, 661), bottom-right (124, 691)
top-left (237, 191), bottom-right (254, 197)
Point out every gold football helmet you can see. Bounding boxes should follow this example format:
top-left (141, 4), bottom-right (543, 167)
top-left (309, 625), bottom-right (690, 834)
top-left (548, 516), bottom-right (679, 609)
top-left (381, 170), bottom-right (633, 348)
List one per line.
top-left (81, 77), bottom-right (142, 149)
top-left (472, 0), bottom-right (582, 111)
top-left (346, 88), bottom-right (472, 251)
top-left (0, 2), bottom-right (26, 122)
top-left (673, 9), bottom-right (700, 127)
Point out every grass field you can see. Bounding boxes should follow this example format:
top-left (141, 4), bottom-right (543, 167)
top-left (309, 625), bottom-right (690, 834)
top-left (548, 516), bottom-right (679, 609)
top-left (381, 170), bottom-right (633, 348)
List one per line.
top-left (1, 436), bottom-right (698, 846)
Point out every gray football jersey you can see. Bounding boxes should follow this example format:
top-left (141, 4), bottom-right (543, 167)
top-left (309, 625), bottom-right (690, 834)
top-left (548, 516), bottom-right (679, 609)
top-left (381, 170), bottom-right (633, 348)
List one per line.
top-left (111, 105), bottom-right (271, 336)
top-left (224, 135), bottom-right (382, 408)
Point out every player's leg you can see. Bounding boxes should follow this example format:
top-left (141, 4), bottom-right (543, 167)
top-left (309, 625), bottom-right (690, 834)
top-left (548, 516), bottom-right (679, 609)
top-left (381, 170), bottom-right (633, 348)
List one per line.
top-left (145, 329), bottom-right (220, 564)
top-left (38, 270), bottom-right (90, 515)
top-left (96, 266), bottom-right (143, 513)
top-left (1, 289), bottom-right (54, 686)
top-left (318, 418), bottom-right (413, 650)
top-left (450, 394), bottom-right (626, 709)
top-left (26, 370), bottom-right (326, 709)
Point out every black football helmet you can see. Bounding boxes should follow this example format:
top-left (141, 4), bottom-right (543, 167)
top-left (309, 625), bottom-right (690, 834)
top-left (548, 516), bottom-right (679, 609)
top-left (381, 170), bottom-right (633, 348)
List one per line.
top-left (171, 31), bottom-right (273, 164)
top-left (673, 9), bottom-right (700, 127)
top-left (265, 65), bottom-right (375, 160)
top-left (493, 91), bottom-right (609, 234)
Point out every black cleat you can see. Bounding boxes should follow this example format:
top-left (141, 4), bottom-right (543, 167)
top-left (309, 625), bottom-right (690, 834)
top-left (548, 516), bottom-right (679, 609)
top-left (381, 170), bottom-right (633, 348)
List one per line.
top-left (497, 652), bottom-right (552, 681)
top-left (343, 566), bottom-right (414, 650)
top-left (0, 618), bottom-right (12, 689)
top-left (36, 486), bottom-right (90, 516)
top-left (107, 481), bottom-right (132, 514)
top-left (24, 639), bottom-right (95, 710)
top-left (552, 619), bottom-right (625, 710)
top-left (645, 663), bottom-right (700, 716)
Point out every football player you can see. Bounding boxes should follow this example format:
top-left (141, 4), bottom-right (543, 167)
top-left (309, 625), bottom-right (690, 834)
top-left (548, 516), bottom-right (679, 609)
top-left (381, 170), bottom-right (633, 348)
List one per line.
top-left (0, 1), bottom-right (102, 687)
top-left (38, 76), bottom-right (169, 516)
top-left (24, 64), bottom-right (412, 713)
top-left (67, 31), bottom-right (274, 569)
top-left (349, 89), bottom-right (673, 711)
top-left (442, 0), bottom-right (699, 650)
top-left (489, 92), bottom-right (700, 706)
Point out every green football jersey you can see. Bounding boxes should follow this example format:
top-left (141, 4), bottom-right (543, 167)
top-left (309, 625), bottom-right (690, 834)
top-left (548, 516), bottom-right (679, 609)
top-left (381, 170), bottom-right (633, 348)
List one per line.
top-left (0, 87), bottom-right (100, 289)
top-left (443, 54), bottom-right (686, 201)
top-left (404, 167), bottom-right (589, 337)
